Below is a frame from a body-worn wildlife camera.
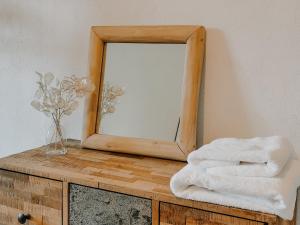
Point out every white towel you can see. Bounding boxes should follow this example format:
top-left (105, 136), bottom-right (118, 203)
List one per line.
top-left (170, 159), bottom-right (300, 220)
top-left (188, 136), bottom-right (293, 177)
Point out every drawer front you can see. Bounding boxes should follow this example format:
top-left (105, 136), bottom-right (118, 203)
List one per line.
top-left (160, 203), bottom-right (264, 225)
top-left (0, 170), bottom-right (62, 225)
top-left (69, 184), bottom-right (152, 225)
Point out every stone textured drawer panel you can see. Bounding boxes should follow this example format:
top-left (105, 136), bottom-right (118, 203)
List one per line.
top-left (69, 184), bottom-right (152, 225)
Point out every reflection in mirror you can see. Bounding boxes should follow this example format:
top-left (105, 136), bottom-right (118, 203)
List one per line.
top-left (97, 43), bottom-right (186, 141)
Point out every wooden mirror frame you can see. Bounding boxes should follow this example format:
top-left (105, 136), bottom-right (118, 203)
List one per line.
top-left (82, 26), bottom-right (206, 161)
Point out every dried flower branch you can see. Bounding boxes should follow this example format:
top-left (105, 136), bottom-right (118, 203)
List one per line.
top-left (31, 72), bottom-right (94, 148)
top-left (101, 82), bottom-right (125, 118)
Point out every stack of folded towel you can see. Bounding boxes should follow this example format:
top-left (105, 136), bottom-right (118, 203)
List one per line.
top-left (170, 136), bottom-right (300, 220)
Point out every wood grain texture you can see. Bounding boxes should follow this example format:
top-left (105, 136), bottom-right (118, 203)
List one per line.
top-left (160, 202), bottom-right (264, 225)
top-left (176, 27), bottom-right (205, 154)
top-left (83, 134), bottom-right (186, 161)
top-left (0, 144), bottom-right (288, 225)
top-left (152, 200), bottom-right (159, 225)
top-left (91, 26), bottom-right (200, 43)
top-left (81, 25), bottom-right (206, 161)
top-left (62, 182), bottom-right (69, 225)
top-left (0, 169), bottom-right (62, 225)
top-left (95, 43), bottom-right (107, 133)
top-left (82, 29), bottom-right (104, 141)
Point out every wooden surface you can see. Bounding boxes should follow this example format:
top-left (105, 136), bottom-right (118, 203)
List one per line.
top-left (176, 27), bottom-right (205, 154)
top-left (160, 202), bottom-right (265, 225)
top-left (92, 26), bottom-right (201, 43)
top-left (152, 200), bottom-right (160, 225)
top-left (82, 29), bottom-right (104, 141)
top-left (0, 170), bottom-right (62, 225)
top-left (62, 182), bottom-right (69, 225)
top-left (82, 25), bottom-right (205, 161)
top-left (83, 134), bottom-right (186, 161)
top-left (0, 144), bottom-right (287, 225)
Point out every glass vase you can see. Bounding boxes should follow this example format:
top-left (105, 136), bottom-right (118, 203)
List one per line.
top-left (45, 118), bottom-right (67, 155)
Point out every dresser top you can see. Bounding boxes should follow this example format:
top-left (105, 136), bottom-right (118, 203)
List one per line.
top-left (0, 142), bottom-right (280, 224)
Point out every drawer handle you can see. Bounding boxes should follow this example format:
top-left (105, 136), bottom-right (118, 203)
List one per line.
top-left (17, 213), bottom-right (31, 224)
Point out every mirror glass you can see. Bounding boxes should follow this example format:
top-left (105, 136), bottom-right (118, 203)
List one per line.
top-left (97, 43), bottom-right (186, 141)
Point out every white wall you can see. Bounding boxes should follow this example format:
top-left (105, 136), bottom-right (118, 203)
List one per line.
top-left (0, 0), bottom-right (299, 157)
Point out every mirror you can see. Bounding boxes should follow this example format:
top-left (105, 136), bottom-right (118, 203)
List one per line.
top-left (82, 26), bottom-right (205, 161)
top-left (97, 43), bottom-right (186, 141)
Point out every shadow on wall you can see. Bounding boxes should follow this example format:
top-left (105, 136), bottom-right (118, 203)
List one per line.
top-left (196, 28), bottom-right (266, 147)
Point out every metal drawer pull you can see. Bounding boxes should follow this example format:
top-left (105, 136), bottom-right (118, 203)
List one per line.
top-left (17, 213), bottom-right (31, 224)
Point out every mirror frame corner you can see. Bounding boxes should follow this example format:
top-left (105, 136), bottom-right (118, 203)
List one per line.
top-left (81, 25), bottom-right (206, 161)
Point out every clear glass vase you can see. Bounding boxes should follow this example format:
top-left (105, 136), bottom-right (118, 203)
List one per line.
top-left (45, 118), bottom-right (67, 155)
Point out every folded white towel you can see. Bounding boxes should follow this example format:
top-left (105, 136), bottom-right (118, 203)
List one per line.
top-left (188, 136), bottom-right (293, 177)
top-left (170, 159), bottom-right (300, 220)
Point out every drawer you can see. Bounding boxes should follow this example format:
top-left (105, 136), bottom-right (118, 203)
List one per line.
top-left (160, 202), bottom-right (264, 225)
top-left (0, 170), bottom-right (62, 225)
top-left (69, 184), bottom-right (152, 225)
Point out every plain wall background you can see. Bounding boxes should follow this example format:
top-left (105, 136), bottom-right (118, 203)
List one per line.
top-left (0, 0), bottom-right (299, 157)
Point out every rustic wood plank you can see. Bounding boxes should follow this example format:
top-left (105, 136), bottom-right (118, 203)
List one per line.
top-left (82, 29), bottom-right (104, 141)
top-left (176, 27), bottom-right (205, 155)
top-left (0, 170), bottom-right (62, 225)
top-left (83, 134), bottom-right (186, 161)
top-left (160, 202), bottom-right (264, 225)
top-left (91, 26), bottom-right (199, 43)
top-left (152, 200), bottom-right (159, 225)
top-left (63, 182), bottom-right (69, 225)
top-left (0, 144), bottom-right (288, 224)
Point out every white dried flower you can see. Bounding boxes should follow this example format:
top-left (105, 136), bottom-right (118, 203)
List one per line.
top-left (31, 72), bottom-right (94, 120)
top-left (100, 82), bottom-right (125, 118)
top-left (61, 75), bottom-right (95, 97)
top-left (44, 72), bottom-right (54, 85)
top-left (31, 100), bottom-right (42, 111)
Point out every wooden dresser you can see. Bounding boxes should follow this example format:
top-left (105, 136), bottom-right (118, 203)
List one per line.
top-left (0, 143), bottom-right (297, 225)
